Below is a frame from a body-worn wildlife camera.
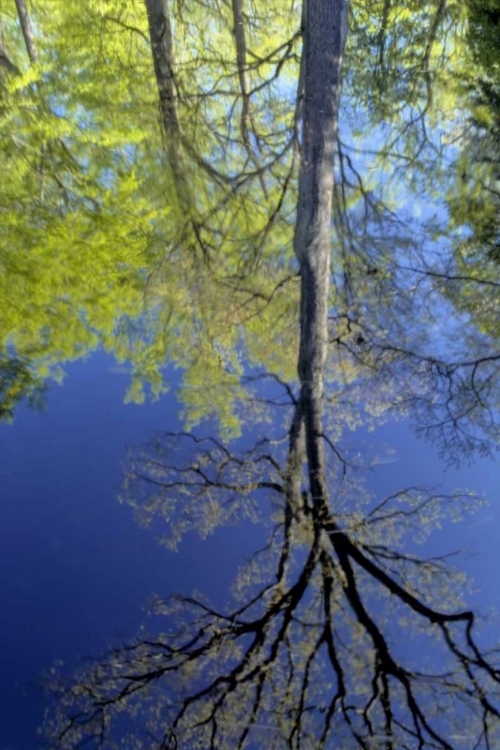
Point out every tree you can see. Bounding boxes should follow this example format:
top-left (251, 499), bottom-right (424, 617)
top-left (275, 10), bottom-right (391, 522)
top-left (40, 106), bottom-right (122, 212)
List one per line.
top-left (44, 417), bottom-right (498, 748)
top-left (41, 1), bottom-right (500, 747)
top-left (2, 0), bottom-right (500, 456)
top-left (0, 0), bottom-right (302, 428)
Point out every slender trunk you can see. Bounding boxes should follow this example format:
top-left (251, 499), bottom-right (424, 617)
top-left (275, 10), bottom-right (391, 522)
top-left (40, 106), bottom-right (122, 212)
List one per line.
top-left (231, 0), bottom-right (251, 149)
top-left (294, 0), bottom-right (348, 509)
top-left (144, 0), bottom-right (191, 200)
top-left (377, 0), bottom-right (391, 72)
top-left (230, 0), bottom-right (267, 195)
top-left (422, 0), bottom-right (447, 105)
top-left (144, 0), bottom-right (180, 139)
top-left (13, 1), bottom-right (46, 202)
top-left (14, 0), bottom-right (39, 64)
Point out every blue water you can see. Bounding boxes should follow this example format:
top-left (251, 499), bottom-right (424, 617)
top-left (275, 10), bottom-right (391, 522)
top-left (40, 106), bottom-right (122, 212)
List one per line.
top-left (0, 354), bottom-right (264, 748)
top-left (1, 351), bottom-right (498, 748)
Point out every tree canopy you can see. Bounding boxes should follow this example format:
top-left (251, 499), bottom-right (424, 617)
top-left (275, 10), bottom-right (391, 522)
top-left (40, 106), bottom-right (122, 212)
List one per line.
top-left (2, 0), bottom-right (500, 445)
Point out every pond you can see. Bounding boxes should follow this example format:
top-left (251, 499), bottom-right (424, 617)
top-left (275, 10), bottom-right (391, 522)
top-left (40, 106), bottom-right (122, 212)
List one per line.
top-left (1, 1), bottom-right (500, 748)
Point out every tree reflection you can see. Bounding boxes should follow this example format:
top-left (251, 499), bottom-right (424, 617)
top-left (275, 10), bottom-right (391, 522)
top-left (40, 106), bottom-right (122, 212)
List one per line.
top-left (0, 352), bottom-right (46, 420)
top-left (0, 0), bottom-right (301, 424)
top-left (42, 1), bottom-right (500, 745)
top-left (44, 390), bottom-right (500, 749)
top-left (2, 0), bottom-right (500, 452)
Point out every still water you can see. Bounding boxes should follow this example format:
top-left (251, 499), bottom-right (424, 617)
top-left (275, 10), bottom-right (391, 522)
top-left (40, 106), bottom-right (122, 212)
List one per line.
top-left (1, 0), bottom-right (500, 747)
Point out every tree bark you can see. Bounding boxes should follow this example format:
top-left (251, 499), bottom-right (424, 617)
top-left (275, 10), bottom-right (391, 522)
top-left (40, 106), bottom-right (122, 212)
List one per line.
top-left (144, 0), bottom-right (199, 228)
top-left (230, 0), bottom-right (267, 195)
top-left (293, 0), bottom-right (348, 509)
top-left (231, 0), bottom-right (251, 148)
top-left (143, 0), bottom-right (184, 174)
top-left (144, 0), bottom-right (180, 139)
top-left (14, 0), bottom-right (39, 64)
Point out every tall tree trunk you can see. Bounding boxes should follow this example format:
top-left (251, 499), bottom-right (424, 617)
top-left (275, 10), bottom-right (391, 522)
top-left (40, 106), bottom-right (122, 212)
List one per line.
top-left (144, 0), bottom-right (191, 213)
top-left (294, 0), bottom-right (348, 510)
top-left (143, 0), bottom-right (180, 139)
top-left (144, 0), bottom-right (214, 257)
top-left (14, 0), bottom-right (39, 64)
top-left (13, 0), bottom-right (45, 202)
top-left (231, 0), bottom-right (252, 150)
top-left (230, 0), bottom-right (267, 195)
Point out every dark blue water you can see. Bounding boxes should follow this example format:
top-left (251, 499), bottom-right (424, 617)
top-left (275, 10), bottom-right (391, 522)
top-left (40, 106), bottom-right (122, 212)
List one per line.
top-left (1, 351), bottom-right (498, 748)
top-left (0, 354), bottom-right (267, 748)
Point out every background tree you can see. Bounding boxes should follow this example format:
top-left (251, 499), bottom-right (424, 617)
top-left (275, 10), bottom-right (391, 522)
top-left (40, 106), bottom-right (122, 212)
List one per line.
top-left (0, 0), bottom-right (302, 429)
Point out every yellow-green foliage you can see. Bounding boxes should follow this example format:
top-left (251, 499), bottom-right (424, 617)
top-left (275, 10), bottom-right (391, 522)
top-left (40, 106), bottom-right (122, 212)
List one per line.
top-left (0, 0), bottom-right (301, 428)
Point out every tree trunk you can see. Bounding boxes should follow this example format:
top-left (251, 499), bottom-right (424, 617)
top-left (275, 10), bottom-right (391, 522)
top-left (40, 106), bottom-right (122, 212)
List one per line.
top-left (230, 0), bottom-right (267, 195)
top-left (231, 0), bottom-right (251, 148)
top-left (14, 0), bottom-right (39, 64)
top-left (144, 0), bottom-right (199, 230)
top-left (294, 0), bottom-right (348, 509)
top-left (144, 0), bottom-right (180, 138)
